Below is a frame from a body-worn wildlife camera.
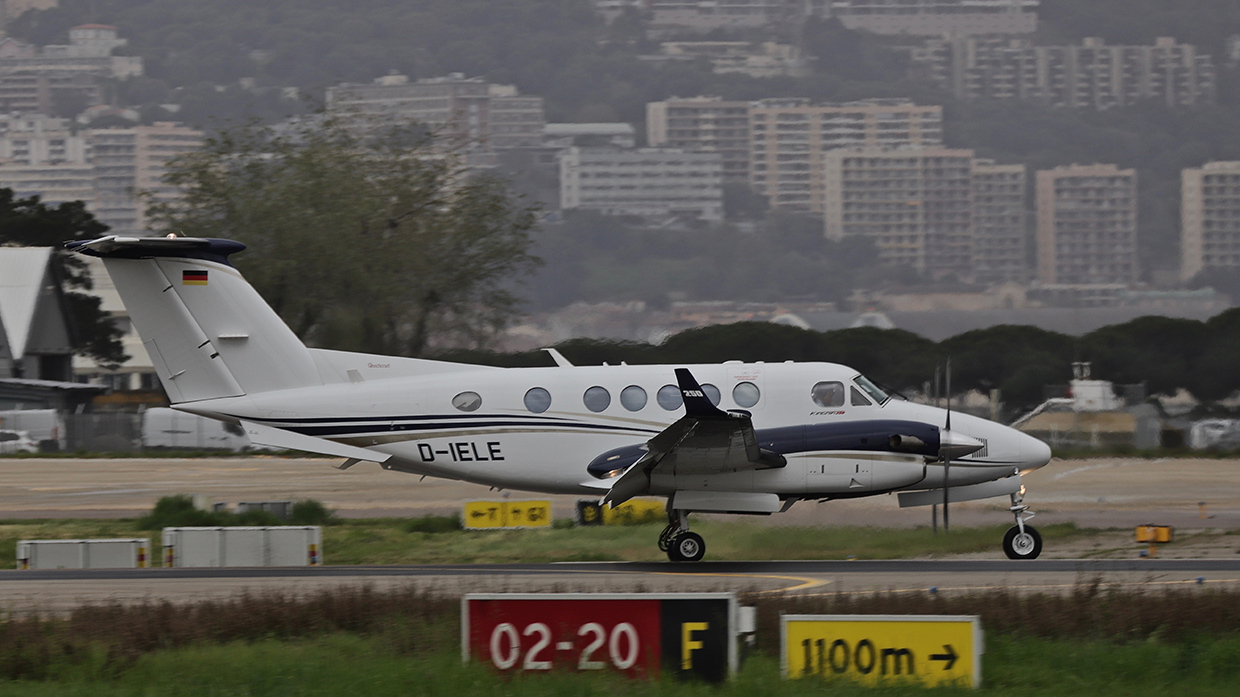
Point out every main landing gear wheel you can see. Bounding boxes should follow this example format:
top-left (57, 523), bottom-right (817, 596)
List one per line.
top-left (1003, 524), bottom-right (1042, 559)
top-left (667, 532), bottom-right (705, 563)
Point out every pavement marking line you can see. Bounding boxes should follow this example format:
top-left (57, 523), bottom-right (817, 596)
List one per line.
top-left (645, 571), bottom-right (830, 593)
top-left (545, 567), bottom-right (829, 593)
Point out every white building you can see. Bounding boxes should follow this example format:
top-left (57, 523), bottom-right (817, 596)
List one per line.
top-left (326, 73), bottom-right (545, 154)
top-left (87, 122), bottom-right (203, 233)
top-left (1181, 161), bottom-right (1240, 281)
top-left (823, 146), bottom-right (975, 277)
top-left (821, 0), bottom-right (1037, 35)
top-left (560, 147), bottom-right (723, 221)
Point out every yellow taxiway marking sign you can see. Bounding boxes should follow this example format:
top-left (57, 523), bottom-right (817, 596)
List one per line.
top-left (783, 615), bottom-right (981, 688)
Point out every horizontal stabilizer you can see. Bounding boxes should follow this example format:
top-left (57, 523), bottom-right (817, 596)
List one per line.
top-left (240, 420), bottom-right (392, 464)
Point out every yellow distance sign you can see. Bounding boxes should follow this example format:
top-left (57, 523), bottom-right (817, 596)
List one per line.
top-left (782, 615), bottom-right (982, 689)
top-left (463, 501), bottom-right (552, 530)
top-left (603, 499), bottom-right (664, 525)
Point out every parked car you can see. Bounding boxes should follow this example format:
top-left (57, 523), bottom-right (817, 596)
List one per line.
top-left (0, 430), bottom-right (38, 454)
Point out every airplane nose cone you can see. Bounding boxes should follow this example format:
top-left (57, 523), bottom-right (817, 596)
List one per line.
top-left (1019, 435), bottom-right (1052, 473)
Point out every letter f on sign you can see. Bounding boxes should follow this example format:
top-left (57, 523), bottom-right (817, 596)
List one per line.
top-left (681, 622), bottom-right (708, 669)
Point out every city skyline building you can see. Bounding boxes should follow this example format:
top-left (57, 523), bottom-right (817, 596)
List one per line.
top-left (911, 36), bottom-right (1216, 109)
top-left (559, 146), bottom-right (723, 221)
top-left (647, 97), bottom-right (752, 184)
top-left (1036, 164), bottom-right (1138, 285)
top-left (972, 159), bottom-right (1029, 284)
top-left (326, 73), bottom-right (545, 156)
top-left (1181, 161), bottom-right (1240, 282)
top-left (751, 99), bottom-right (943, 212)
top-left (816, 0), bottom-right (1038, 35)
top-left (0, 24), bottom-right (142, 115)
top-left (823, 146), bottom-right (975, 278)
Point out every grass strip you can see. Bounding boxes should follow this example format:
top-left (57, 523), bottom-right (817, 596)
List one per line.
top-left (3, 632), bottom-right (1240, 696)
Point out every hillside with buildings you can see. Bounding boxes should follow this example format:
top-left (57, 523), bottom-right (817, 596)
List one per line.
top-left (4, 1), bottom-right (1240, 384)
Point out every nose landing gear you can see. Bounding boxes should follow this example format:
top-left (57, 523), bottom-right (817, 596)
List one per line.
top-left (658, 508), bottom-right (705, 562)
top-left (1003, 489), bottom-right (1041, 559)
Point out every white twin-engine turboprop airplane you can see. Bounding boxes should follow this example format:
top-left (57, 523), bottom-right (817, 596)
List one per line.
top-left (67, 235), bottom-right (1052, 562)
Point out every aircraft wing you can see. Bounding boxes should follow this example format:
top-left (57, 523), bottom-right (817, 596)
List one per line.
top-left (602, 368), bottom-right (784, 507)
top-left (240, 419), bottom-right (393, 466)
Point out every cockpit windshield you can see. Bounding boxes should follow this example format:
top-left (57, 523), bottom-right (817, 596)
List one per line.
top-left (853, 375), bottom-right (889, 405)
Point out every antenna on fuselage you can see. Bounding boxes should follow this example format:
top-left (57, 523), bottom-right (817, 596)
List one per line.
top-left (544, 348), bottom-right (574, 367)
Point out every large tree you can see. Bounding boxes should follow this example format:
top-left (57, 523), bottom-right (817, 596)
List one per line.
top-left (0, 189), bottom-right (127, 368)
top-left (147, 117), bottom-right (541, 356)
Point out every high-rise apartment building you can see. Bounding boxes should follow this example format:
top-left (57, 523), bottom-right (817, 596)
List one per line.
top-left (823, 147), bottom-right (975, 277)
top-left (972, 160), bottom-right (1028, 284)
top-left (816, 0), bottom-right (1037, 35)
top-left (326, 74), bottom-right (545, 153)
top-left (0, 114), bottom-right (93, 209)
top-left (560, 147), bottom-right (723, 221)
top-left (0, 24), bottom-right (143, 114)
top-left (751, 99), bottom-right (942, 212)
top-left (87, 123), bottom-right (203, 233)
top-left (0, 116), bottom-right (200, 232)
top-left (0, 113), bottom-right (87, 165)
top-left (912, 36), bottom-right (1215, 109)
top-left (0, 162), bottom-right (95, 207)
top-left (1181, 161), bottom-right (1240, 281)
top-left (644, 1), bottom-right (789, 31)
top-left (1036, 164), bottom-right (1138, 285)
top-left (647, 97), bottom-right (751, 184)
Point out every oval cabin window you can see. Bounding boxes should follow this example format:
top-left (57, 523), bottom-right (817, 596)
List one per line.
top-left (657, 384), bottom-right (683, 411)
top-left (620, 385), bottom-right (647, 411)
top-left (524, 387), bottom-right (552, 413)
top-left (452, 391), bottom-right (482, 412)
top-left (583, 386), bottom-right (611, 413)
top-left (732, 381), bottom-right (760, 408)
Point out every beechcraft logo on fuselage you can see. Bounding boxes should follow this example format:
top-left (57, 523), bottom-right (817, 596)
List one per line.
top-left (182, 270), bottom-right (208, 286)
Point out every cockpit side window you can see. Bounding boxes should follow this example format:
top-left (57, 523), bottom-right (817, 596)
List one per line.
top-left (850, 386), bottom-right (872, 406)
top-left (853, 375), bottom-right (890, 405)
top-left (811, 381), bottom-right (845, 408)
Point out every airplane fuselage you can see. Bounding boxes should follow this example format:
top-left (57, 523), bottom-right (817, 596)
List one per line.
top-left (183, 360), bottom-right (1050, 499)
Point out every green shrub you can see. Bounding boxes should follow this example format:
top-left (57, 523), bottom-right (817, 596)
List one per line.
top-left (290, 499), bottom-right (339, 525)
top-left (138, 495), bottom-right (307, 529)
top-left (402, 514), bottom-right (460, 534)
top-left (137, 495), bottom-right (222, 529)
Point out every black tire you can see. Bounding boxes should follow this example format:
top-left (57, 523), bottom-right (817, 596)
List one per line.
top-left (1003, 525), bottom-right (1042, 560)
top-left (672, 532), bottom-right (705, 563)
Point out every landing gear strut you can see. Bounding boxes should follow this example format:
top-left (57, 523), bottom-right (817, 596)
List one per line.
top-left (659, 507), bottom-right (705, 562)
top-left (1003, 489), bottom-right (1041, 559)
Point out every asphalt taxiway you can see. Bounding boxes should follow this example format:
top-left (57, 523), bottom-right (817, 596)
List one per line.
top-left (3, 559), bottom-right (1240, 615)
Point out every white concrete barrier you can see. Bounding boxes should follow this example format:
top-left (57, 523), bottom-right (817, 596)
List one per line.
top-left (17, 539), bottom-right (149, 569)
top-left (161, 526), bottom-right (322, 567)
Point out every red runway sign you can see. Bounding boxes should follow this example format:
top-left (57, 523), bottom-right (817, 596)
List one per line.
top-left (462, 593), bottom-right (736, 682)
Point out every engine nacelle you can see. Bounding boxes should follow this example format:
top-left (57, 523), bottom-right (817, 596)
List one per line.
top-left (804, 453), bottom-right (926, 495)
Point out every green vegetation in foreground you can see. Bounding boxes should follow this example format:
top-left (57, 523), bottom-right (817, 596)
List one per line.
top-left (3, 632), bottom-right (1240, 697)
top-left (0, 518), bottom-right (1089, 567)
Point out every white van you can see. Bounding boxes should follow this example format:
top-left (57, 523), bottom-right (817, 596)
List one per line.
top-left (0, 410), bottom-right (64, 450)
top-left (141, 408), bottom-right (250, 451)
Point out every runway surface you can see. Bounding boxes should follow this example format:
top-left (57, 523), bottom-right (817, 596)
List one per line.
top-left (4, 455), bottom-right (1240, 612)
top-left (4, 559), bottom-right (1239, 614)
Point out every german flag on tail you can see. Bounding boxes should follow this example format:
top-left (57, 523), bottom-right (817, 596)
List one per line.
top-left (182, 270), bottom-right (208, 286)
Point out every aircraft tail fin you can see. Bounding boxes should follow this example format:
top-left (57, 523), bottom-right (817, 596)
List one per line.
top-left (66, 236), bottom-right (321, 403)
